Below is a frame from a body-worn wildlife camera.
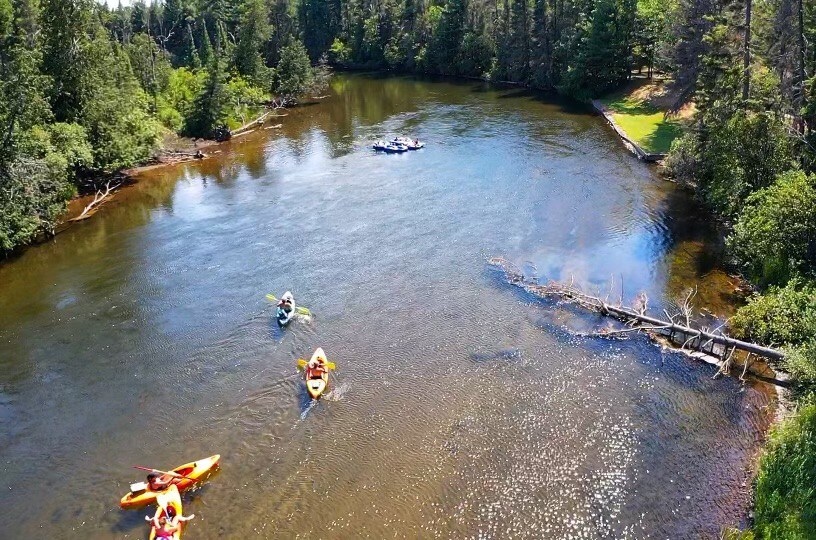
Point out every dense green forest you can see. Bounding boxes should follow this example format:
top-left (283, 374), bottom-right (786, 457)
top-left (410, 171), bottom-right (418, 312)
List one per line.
top-left (1, 0), bottom-right (816, 535)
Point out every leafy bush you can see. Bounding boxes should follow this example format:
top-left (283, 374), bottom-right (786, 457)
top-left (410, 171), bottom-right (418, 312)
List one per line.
top-left (223, 74), bottom-right (268, 130)
top-left (784, 342), bottom-right (816, 391)
top-left (730, 280), bottom-right (816, 346)
top-left (729, 171), bottom-right (816, 284)
top-left (156, 68), bottom-right (207, 132)
top-left (0, 158), bottom-right (75, 251)
top-left (731, 280), bottom-right (816, 392)
top-left (664, 133), bottom-right (700, 184)
top-left (700, 111), bottom-right (794, 219)
top-left (753, 404), bottom-right (816, 539)
top-left (328, 38), bottom-right (352, 65)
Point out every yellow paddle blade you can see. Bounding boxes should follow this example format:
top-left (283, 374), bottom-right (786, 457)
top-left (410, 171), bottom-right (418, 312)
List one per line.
top-left (298, 359), bottom-right (335, 369)
top-left (296, 306), bottom-right (312, 315)
top-left (266, 293), bottom-right (278, 302)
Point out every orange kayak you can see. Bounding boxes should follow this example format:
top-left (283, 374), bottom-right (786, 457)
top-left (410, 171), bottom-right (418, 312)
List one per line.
top-left (120, 454), bottom-right (220, 509)
top-left (148, 484), bottom-right (185, 540)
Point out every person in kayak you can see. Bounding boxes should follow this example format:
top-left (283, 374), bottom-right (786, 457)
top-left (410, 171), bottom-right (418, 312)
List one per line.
top-left (152, 505), bottom-right (194, 539)
top-left (147, 473), bottom-right (173, 491)
top-left (307, 356), bottom-right (326, 378)
top-left (278, 297), bottom-right (293, 314)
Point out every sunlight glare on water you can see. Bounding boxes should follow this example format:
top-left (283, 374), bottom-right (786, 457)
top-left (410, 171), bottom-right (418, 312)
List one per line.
top-left (0, 74), bottom-right (771, 539)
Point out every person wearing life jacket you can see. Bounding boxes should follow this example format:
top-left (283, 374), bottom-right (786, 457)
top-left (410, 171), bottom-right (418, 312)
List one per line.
top-left (152, 505), bottom-right (194, 539)
top-left (147, 473), bottom-right (173, 491)
top-left (278, 296), bottom-right (294, 314)
top-left (307, 356), bottom-right (326, 378)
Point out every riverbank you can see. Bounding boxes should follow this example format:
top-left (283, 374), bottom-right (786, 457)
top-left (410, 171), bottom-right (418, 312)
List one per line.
top-left (595, 77), bottom-right (690, 160)
top-left (59, 115), bottom-right (286, 225)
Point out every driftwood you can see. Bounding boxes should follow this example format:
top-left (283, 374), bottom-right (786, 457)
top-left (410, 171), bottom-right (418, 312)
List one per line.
top-left (489, 257), bottom-right (788, 384)
top-left (230, 110), bottom-right (273, 137)
top-left (70, 181), bottom-right (119, 222)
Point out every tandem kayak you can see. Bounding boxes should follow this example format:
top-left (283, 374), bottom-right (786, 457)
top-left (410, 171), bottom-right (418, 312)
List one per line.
top-left (148, 485), bottom-right (185, 540)
top-left (305, 348), bottom-right (330, 399)
top-left (120, 454), bottom-right (221, 509)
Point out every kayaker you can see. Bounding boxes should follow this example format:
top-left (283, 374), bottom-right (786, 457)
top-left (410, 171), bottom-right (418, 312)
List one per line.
top-left (147, 472), bottom-right (173, 491)
top-left (278, 297), bottom-right (293, 313)
top-left (152, 505), bottom-right (194, 538)
top-left (307, 356), bottom-right (326, 377)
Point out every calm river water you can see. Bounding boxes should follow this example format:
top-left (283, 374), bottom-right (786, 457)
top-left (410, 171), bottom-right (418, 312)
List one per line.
top-left (0, 74), bottom-right (771, 538)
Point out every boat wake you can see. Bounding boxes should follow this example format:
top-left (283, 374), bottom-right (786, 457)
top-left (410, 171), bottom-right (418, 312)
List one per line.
top-left (325, 381), bottom-right (350, 402)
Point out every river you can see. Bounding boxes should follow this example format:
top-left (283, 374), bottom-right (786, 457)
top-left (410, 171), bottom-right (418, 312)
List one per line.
top-left (0, 74), bottom-right (771, 538)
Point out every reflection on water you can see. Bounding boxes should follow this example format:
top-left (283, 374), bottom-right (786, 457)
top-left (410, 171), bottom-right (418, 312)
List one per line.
top-left (0, 74), bottom-right (770, 538)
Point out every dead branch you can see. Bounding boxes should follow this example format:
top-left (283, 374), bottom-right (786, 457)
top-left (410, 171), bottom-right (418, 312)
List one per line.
top-left (230, 110), bottom-right (273, 137)
top-left (70, 181), bottom-right (119, 222)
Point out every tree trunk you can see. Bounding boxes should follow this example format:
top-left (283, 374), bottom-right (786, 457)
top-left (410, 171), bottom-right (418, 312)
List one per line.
top-left (796, 0), bottom-right (806, 133)
top-left (742, 0), bottom-right (751, 102)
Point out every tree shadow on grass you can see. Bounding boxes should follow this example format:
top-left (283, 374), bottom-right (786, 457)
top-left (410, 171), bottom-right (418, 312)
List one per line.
top-left (604, 98), bottom-right (656, 116)
top-left (641, 119), bottom-right (683, 154)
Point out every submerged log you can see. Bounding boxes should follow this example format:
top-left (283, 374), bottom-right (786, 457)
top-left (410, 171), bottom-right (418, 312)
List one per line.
top-left (488, 257), bottom-right (787, 378)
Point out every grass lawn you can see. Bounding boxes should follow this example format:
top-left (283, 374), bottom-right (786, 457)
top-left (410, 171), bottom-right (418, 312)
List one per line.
top-left (600, 91), bottom-right (683, 154)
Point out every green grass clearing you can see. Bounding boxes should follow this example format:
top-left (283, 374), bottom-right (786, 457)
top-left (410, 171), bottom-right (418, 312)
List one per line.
top-left (600, 93), bottom-right (683, 154)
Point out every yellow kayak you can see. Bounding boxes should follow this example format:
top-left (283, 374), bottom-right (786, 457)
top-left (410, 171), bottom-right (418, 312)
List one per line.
top-left (120, 455), bottom-right (220, 509)
top-left (305, 348), bottom-right (329, 399)
top-left (148, 484), bottom-right (184, 539)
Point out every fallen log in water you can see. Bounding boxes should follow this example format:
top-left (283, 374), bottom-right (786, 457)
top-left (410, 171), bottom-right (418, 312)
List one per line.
top-left (69, 181), bottom-right (119, 222)
top-left (488, 257), bottom-right (788, 385)
top-left (230, 110), bottom-right (274, 137)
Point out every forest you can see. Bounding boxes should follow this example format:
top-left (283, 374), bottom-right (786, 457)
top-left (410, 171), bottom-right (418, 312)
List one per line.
top-left (1, 0), bottom-right (815, 536)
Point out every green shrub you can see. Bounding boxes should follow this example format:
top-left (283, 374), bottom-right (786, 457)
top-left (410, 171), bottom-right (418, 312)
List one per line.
top-left (730, 280), bottom-right (816, 346)
top-left (223, 74), bottom-right (268, 130)
top-left (753, 404), bottom-right (816, 539)
top-left (785, 342), bottom-right (816, 391)
top-left (729, 171), bottom-right (816, 285)
top-left (157, 68), bottom-right (207, 131)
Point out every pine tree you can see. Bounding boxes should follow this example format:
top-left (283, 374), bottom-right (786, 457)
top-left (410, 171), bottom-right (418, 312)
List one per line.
top-left (198, 16), bottom-right (214, 66)
top-left (233, 0), bottom-right (270, 82)
top-left (427, 0), bottom-right (467, 74)
top-left (41, 0), bottom-right (95, 122)
top-left (181, 19), bottom-right (201, 68)
top-left (187, 52), bottom-right (228, 138)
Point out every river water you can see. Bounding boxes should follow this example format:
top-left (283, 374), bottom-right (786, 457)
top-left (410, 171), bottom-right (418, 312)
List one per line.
top-left (0, 74), bottom-right (771, 538)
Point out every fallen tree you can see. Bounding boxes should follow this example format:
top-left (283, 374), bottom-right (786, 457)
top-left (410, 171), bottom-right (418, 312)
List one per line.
top-left (69, 181), bottom-right (119, 222)
top-left (488, 257), bottom-right (788, 385)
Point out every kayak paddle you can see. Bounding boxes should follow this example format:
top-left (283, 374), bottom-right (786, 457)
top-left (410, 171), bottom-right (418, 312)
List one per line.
top-left (266, 293), bottom-right (312, 315)
top-left (133, 466), bottom-right (195, 482)
top-left (297, 358), bottom-right (336, 369)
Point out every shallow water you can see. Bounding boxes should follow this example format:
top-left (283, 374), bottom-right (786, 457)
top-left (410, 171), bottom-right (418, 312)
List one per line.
top-left (0, 74), bottom-right (770, 538)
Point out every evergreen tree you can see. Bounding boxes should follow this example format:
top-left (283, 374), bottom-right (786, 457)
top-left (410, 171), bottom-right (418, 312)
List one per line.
top-left (273, 40), bottom-right (314, 99)
top-left (426, 0), bottom-right (467, 74)
top-left (233, 0), bottom-right (270, 83)
top-left (131, 0), bottom-right (148, 34)
top-left (198, 16), bottom-right (215, 66)
top-left (40, 0), bottom-right (94, 122)
top-left (181, 19), bottom-right (202, 68)
top-left (299, 0), bottom-right (341, 60)
top-left (560, 0), bottom-right (637, 97)
top-left (187, 52), bottom-right (229, 138)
